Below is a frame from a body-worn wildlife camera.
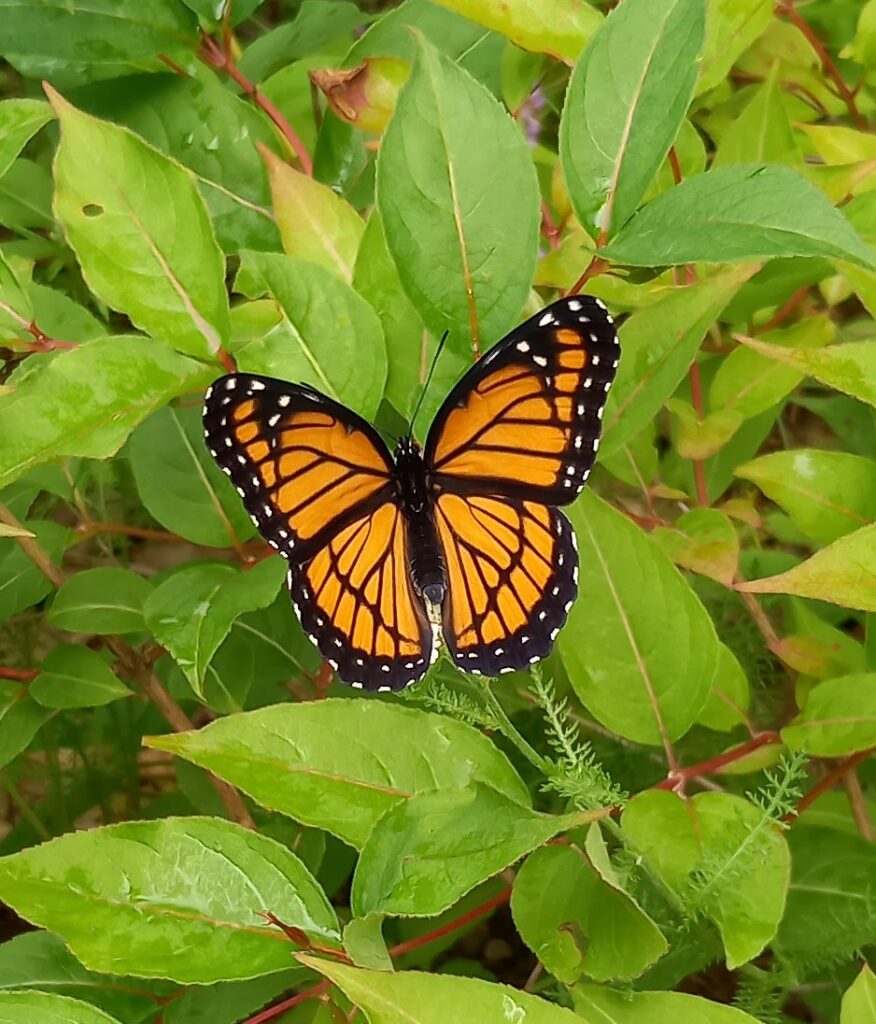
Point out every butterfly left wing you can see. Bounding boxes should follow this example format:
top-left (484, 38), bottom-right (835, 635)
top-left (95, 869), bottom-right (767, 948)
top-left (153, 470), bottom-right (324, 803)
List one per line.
top-left (203, 373), bottom-right (433, 691)
top-left (424, 295), bottom-right (619, 506)
top-left (434, 493), bottom-right (577, 675)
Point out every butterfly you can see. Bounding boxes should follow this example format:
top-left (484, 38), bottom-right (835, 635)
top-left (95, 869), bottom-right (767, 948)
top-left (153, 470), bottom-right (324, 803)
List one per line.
top-left (203, 295), bottom-right (619, 692)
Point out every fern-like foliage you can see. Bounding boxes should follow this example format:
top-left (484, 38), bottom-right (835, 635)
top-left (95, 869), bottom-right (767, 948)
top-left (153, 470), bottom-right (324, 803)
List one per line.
top-left (399, 673), bottom-right (499, 729)
top-left (687, 752), bottom-right (808, 914)
top-left (530, 669), bottom-right (626, 811)
top-left (733, 962), bottom-right (792, 1024)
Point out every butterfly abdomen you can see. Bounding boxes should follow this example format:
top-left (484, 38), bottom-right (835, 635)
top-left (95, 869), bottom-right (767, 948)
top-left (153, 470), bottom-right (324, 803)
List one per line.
top-left (394, 437), bottom-right (447, 608)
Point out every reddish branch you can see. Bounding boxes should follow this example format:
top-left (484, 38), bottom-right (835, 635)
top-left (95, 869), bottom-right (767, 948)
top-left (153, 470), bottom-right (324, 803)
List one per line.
top-left (776, 1), bottom-right (867, 131)
top-left (790, 746), bottom-right (876, 819)
top-left (199, 34), bottom-right (313, 175)
top-left (0, 666), bottom-right (38, 681)
top-left (757, 285), bottom-right (811, 334)
top-left (655, 732), bottom-right (782, 792)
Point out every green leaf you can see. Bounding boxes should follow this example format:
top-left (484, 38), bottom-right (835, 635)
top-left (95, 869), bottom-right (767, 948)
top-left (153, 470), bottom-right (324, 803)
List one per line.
top-left (511, 843), bottom-right (666, 983)
top-left (842, 965), bottom-right (876, 1024)
top-left (377, 36), bottom-right (539, 350)
top-left (235, 251), bottom-right (387, 420)
top-left (651, 508), bottom-right (739, 586)
top-left (0, 337), bottom-right (211, 490)
top-left (71, 73), bottom-right (282, 254)
top-left (738, 523), bottom-right (876, 611)
top-left (433, 0), bottom-right (602, 63)
top-left (735, 334), bottom-right (876, 409)
top-left (49, 89), bottom-right (230, 360)
top-left (562, 492), bottom-right (718, 745)
top-left (710, 316), bottom-right (834, 428)
top-left (0, 0), bottom-right (198, 64)
top-left (48, 567), bottom-right (153, 634)
top-left (782, 674), bottom-right (876, 756)
top-left (778, 827), bottom-right (876, 957)
top-left (697, 643), bottom-right (751, 732)
top-left (625, 791), bottom-right (789, 969)
top-left (601, 165), bottom-right (876, 271)
top-left (712, 64), bottom-right (800, 168)
top-left (573, 984), bottom-right (762, 1024)
top-left (0, 817), bottom-right (339, 984)
top-left (599, 266), bottom-right (755, 458)
top-left (697, 0), bottom-right (773, 95)
top-left (0, 682), bottom-right (52, 771)
top-left (0, 991), bottom-right (123, 1024)
top-left (264, 148), bottom-right (364, 280)
top-left (128, 404), bottom-right (254, 548)
top-left (302, 955), bottom-right (584, 1024)
top-left (559, 0), bottom-right (705, 238)
top-left (31, 645), bottom-right (131, 709)
top-left (737, 449), bottom-right (876, 546)
top-left (0, 521), bottom-right (67, 622)
top-left (0, 99), bottom-right (52, 180)
top-left (343, 913), bottom-right (393, 971)
top-left (146, 700), bottom-right (529, 849)
top-left (145, 559), bottom-right (287, 697)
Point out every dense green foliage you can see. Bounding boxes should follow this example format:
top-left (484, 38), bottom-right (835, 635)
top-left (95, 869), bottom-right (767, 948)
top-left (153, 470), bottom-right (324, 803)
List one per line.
top-left (0, 1), bottom-right (875, 1022)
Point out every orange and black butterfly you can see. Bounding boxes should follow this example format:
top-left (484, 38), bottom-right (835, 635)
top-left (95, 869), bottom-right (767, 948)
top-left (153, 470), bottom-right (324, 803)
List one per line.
top-left (203, 295), bottom-right (619, 692)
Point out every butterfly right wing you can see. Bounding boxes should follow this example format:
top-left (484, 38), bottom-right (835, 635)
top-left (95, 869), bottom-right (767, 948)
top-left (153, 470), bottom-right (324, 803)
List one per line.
top-left (203, 373), bottom-right (433, 690)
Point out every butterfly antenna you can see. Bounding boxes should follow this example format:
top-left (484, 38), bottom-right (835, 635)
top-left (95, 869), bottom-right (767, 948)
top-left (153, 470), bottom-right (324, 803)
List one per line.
top-left (409, 329), bottom-right (449, 439)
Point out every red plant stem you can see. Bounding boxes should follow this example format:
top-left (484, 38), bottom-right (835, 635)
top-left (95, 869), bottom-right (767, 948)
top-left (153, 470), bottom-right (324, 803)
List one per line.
top-left (540, 200), bottom-right (561, 251)
top-left (566, 254), bottom-right (608, 296)
top-left (776, 1), bottom-right (867, 131)
top-left (389, 886), bottom-right (512, 958)
top-left (73, 522), bottom-right (189, 545)
top-left (0, 666), bottom-right (38, 681)
top-left (200, 34), bottom-right (313, 175)
top-left (218, 347), bottom-right (238, 373)
top-left (655, 732), bottom-right (782, 791)
top-left (757, 285), bottom-right (810, 334)
top-left (789, 746), bottom-right (876, 820)
top-left (244, 889), bottom-right (512, 1024)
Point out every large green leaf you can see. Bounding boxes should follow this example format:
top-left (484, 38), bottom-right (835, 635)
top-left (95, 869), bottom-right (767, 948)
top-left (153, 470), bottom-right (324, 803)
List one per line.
top-left (144, 559), bottom-right (287, 697)
top-left (235, 251), bottom-right (387, 420)
top-left (737, 449), bottom-right (876, 545)
top-left (0, 521), bottom-right (67, 622)
top-left (560, 0), bottom-right (705, 238)
top-left (0, 991), bottom-right (123, 1024)
top-left (50, 89), bottom-right (230, 360)
top-left (0, 682), bottom-right (52, 772)
top-left (511, 841), bottom-right (666, 983)
top-left (30, 645), bottom-right (131, 709)
top-left (735, 334), bottom-right (876, 409)
top-left (738, 523), bottom-right (876, 611)
top-left (352, 784), bottom-right (591, 918)
top-left (0, 818), bottom-right (339, 984)
top-left (303, 955), bottom-right (584, 1024)
top-left (71, 73), bottom-right (282, 253)
top-left (128, 404), bottom-right (255, 548)
top-left (48, 567), bottom-right (153, 634)
top-left (0, 99), bottom-right (52, 180)
top-left (782, 674), bottom-right (876, 756)
top-left (377, 36), bottom-right (539, 352)
top-left (0, 0), bottom-right (197, 64)
top-left (778, 828), bottom-right (876, 957)
top-left (147, 701), bottom-right (529, 849)
top-left (712, 65), bottom-right (800, 167)
top-left (433, 0), bottom-right (602, 63)
top-left (602, 166), bottom-right (876, 270)
top-left (842, 965), bottom-right (876, 1024)
top-left (562, 492), bottom-right (718, 745)
top-left (599, 266), bottom-right (755, 458)
top-left (0, 338), bottom-right (211, 490)
top-left (264, 148), bottom-right (364, 280)
top-left (573, 984), bottom-right (762, 1024)
top-left (697, 0), bottom-right (772, 95)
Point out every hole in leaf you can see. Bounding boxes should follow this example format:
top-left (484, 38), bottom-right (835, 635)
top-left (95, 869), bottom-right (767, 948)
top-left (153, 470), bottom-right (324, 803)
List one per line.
top-left (82, 203), bottom-right (104, 218)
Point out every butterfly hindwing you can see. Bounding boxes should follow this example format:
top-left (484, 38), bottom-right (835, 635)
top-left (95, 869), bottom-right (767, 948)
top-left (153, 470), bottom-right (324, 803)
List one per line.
top-left (289, 503), bottom-right (435, 692)
top-left (203, 374), bottom-right (394, 563)
top-left (424, 295), bottom-right (619, 506)
top-left (434, 494), bottom-right (577, 675)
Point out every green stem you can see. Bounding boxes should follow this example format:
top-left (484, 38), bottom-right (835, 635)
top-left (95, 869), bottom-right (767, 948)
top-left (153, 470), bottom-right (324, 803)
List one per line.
top-left (481, 682), bottom-right (552, 774)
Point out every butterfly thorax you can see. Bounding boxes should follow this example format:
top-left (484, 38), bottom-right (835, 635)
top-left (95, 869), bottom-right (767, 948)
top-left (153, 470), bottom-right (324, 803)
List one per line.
top-left (393, 437), bottom-right (446, 608)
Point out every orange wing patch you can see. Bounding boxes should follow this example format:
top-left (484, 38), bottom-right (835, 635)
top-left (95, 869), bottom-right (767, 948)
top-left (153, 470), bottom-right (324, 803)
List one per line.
top-left (434, 493), bottom-right (578, 676)
top-left (289, 503), bottom-right (434, 691)
top-left (204, 375), bottom-right (393, 562)
top-left (425, 295), bottom-right (620, 507)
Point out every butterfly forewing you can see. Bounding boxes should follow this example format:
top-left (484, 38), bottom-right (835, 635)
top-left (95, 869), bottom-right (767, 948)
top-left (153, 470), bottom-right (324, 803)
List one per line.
top-left (203, 374), bottom-right (433, 690)
top-left (425, 296), bottom-right (619, 506)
